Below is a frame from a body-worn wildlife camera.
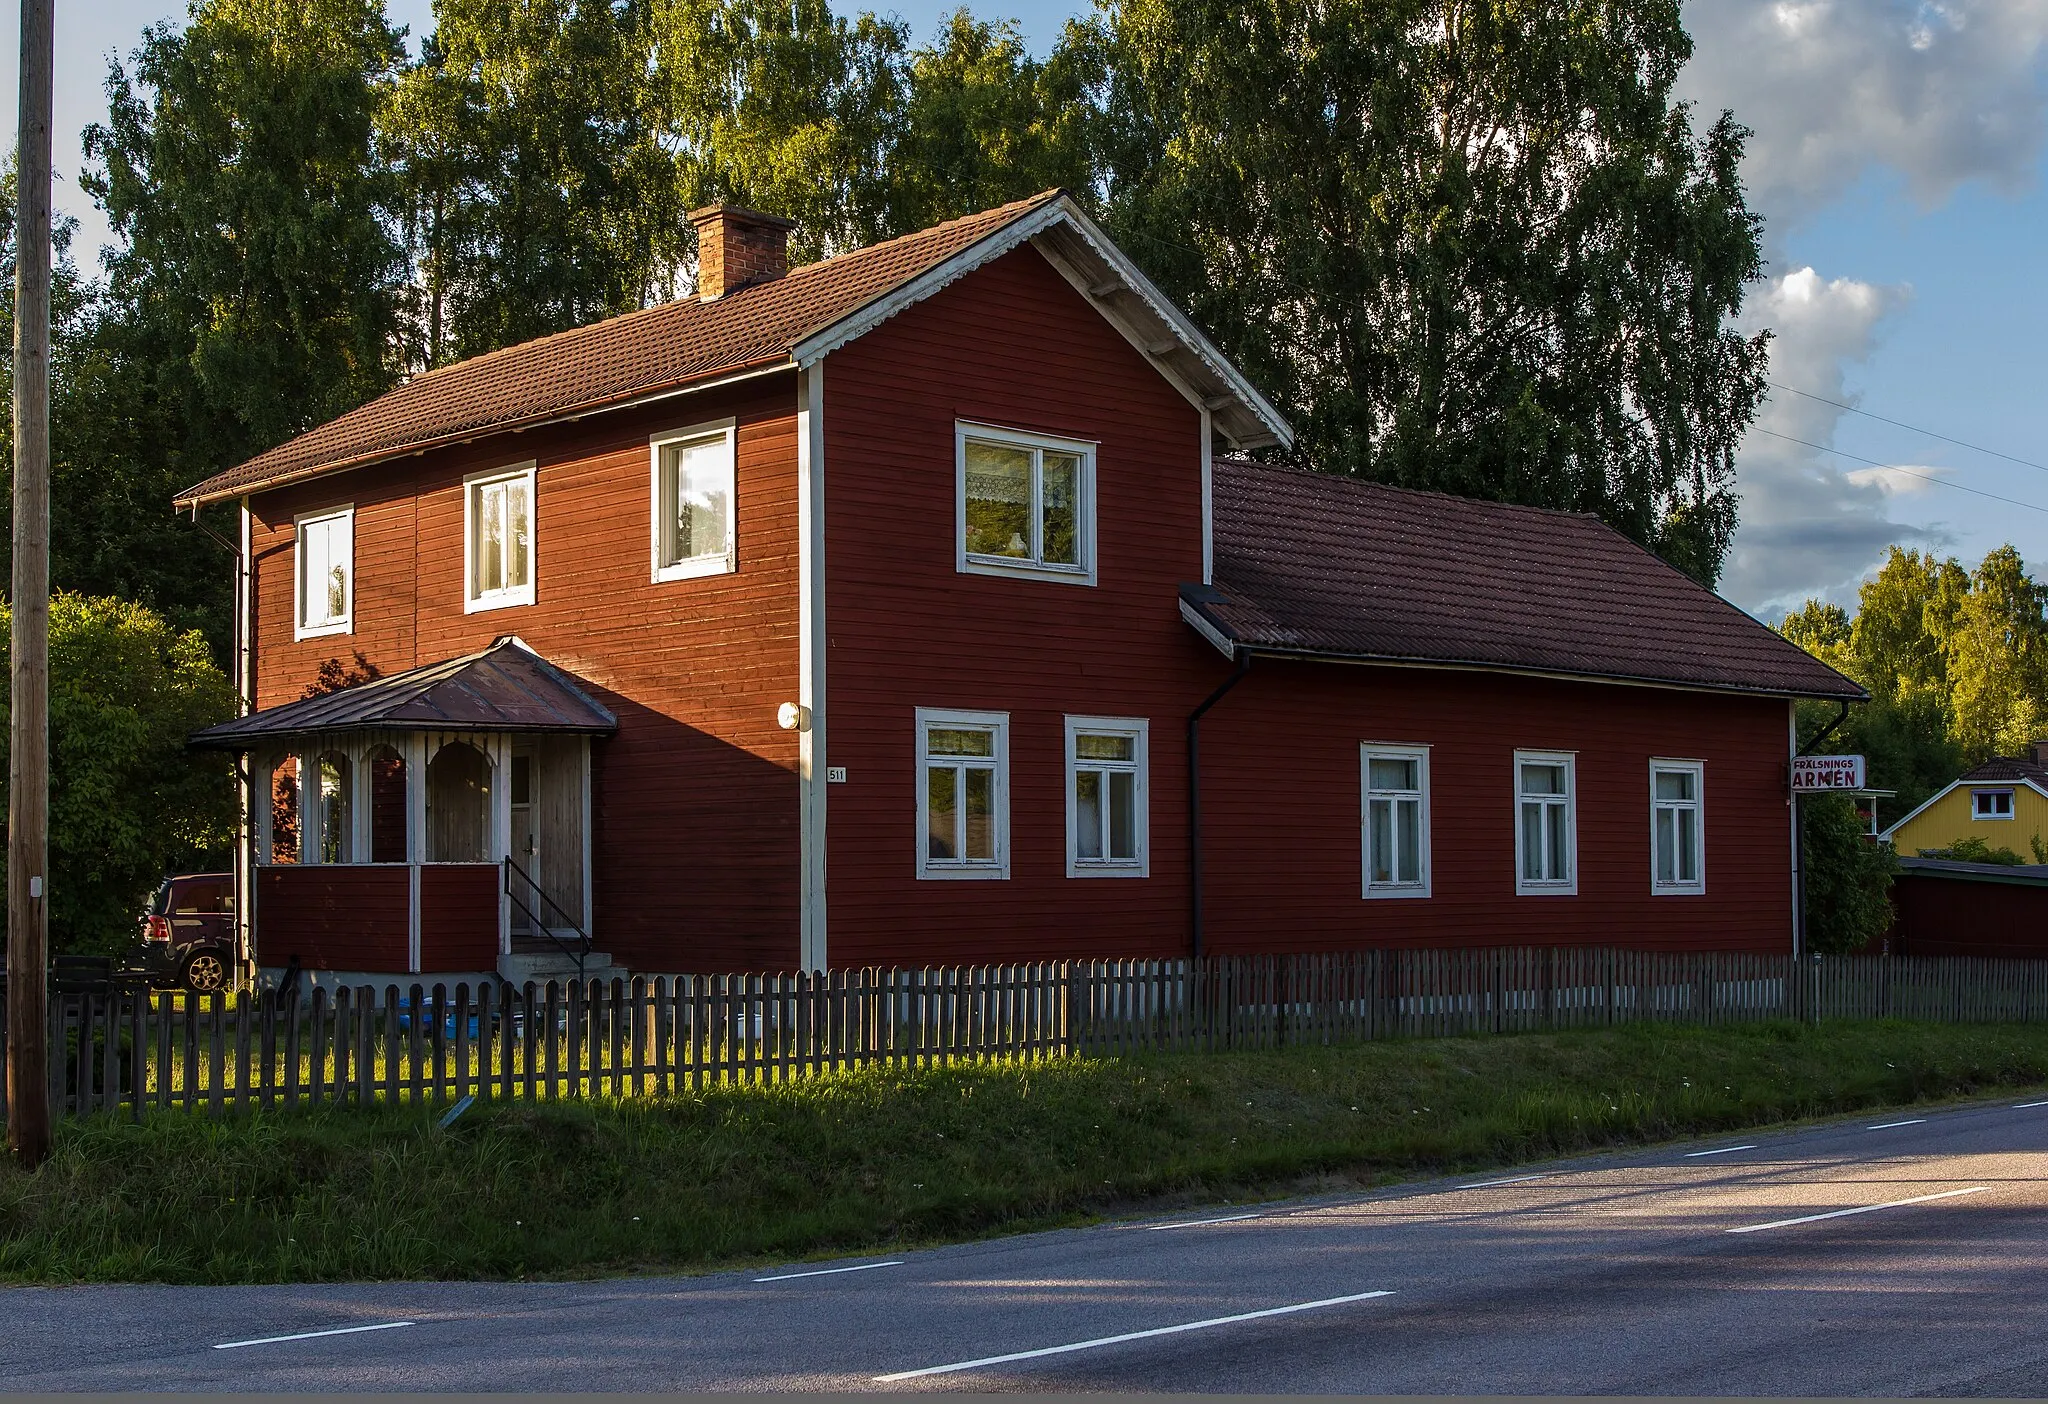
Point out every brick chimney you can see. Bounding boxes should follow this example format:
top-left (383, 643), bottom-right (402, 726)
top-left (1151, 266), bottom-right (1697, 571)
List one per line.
top-left (688, 203), bottom-right (794, 301)
top-left (2033, 738), bottom-right (2048, 768)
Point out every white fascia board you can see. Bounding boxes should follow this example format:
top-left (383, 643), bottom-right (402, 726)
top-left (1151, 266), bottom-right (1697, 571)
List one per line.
top-left (1179, 597), bottom-right (1238, 660)
top-left (790, 193), bottom-right (1294, 452)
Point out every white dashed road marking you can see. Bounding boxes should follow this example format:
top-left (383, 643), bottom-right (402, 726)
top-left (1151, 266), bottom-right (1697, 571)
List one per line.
top-left (1727, 1186), bottom-right (1989, 1235)
top-left (215, 1322), bottom-right (414, 1350)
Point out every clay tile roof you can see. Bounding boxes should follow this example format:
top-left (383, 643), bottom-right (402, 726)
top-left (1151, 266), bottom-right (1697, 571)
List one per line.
top-left (1188, 460), bottom-right (1866, 700)
top-left (176, 191), bottom-right (1066, 507)
top-left (189, 637), bottom-right (617, 750)
top-left (1959, 757), bottom-right (2048, 786)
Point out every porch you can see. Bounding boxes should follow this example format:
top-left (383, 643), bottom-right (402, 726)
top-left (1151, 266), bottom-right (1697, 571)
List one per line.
top-left (192, 637), bottom-right (618, 982)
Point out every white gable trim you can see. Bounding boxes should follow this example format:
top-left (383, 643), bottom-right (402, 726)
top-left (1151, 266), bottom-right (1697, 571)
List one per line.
top-left (1879, 774), bottom-right (2048, 844)
top-left (790, 193), bottom-right (1293, 452)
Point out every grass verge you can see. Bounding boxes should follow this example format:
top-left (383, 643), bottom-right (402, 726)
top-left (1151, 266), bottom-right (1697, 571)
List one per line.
top-left (4, 1018), bottom-right (2046, 1284)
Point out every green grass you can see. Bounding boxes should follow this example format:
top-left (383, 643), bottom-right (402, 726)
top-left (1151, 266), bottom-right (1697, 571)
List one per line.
top-left (4, 1018), bottom-right (2047, 1284)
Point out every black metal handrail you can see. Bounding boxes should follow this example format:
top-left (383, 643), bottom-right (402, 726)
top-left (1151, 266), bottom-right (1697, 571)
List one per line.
top-left (502, 856), bottom-right (593, 980)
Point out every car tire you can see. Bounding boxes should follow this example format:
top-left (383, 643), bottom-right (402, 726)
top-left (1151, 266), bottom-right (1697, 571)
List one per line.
top-left (180, 948), bottom-right (230, 994)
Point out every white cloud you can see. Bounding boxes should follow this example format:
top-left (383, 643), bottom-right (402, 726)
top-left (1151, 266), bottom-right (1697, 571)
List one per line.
top-left (1719, 268), bottom-right (1953, 618)
top-left (1844, 463), bottom-right (1950, 496)
top-left (1679, 0), bottom-right (2048, 232)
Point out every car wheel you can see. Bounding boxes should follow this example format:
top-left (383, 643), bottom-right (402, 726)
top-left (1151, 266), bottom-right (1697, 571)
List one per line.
top-left (181, 948), bottom-right (229, 994)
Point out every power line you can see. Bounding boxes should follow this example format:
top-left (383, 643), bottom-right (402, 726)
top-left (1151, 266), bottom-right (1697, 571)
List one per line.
top-left (1767, 382), bottom-right (2048, 476)
top-left (1749, 428), bottom-right (2048, 517)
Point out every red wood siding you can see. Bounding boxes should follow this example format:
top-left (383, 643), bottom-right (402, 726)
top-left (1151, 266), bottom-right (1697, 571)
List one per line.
top-left (822, 246), bottom-right (1212, 964)
top-left (419, 863), bottom-right (500, 971)
top-left (1888, 871), bottom-right (2048, 958)
top-left (1199, 660), bottom-right (1794, 953)
top-left (256, 865), bottom-right (409, 971)
top-left (819, 244), bottom-right (1794, 963)
top-left (248, 376), bottom-right (803, 972)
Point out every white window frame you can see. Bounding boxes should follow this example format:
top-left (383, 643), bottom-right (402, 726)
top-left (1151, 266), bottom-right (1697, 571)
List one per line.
top-left (293, 505), bottom-right (354, 641)
top-left (464, 462), bottom-right (538, 613)
top-left (915, 707), bottom-right (1010, 880)
top-left (1971, 788), bottom-right (2016, 821)
top-left (1065, 715), bottom-right (1149, 878)
top-left (1361, 743), bottom-right (1431, 899)
top-left (955, 420), bottom-right (1098, 586)
top-left (649, 417), bottom-right (738, 583)
top-left (1649, 758), bottom-right (1706, 896)
top-left (1514, 749), bottom-right (1578, 896)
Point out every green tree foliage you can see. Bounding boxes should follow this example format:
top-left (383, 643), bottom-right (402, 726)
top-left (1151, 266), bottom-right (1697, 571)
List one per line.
top-left (0, 596), bottom-right (238, 955)
top-left (1784, 544), bottom-right (2048, 818)
top-left (1080, 0), bottom-right (1768, 585)
top-left (388, 0), bottom-right (683, 363)
top-left (1918, 836), bottom-right (2028, 866)
top-left (1800, 794), bottom-right (1896, 956)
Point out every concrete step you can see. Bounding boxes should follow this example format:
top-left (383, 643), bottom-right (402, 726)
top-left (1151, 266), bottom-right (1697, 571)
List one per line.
top-left (497, 947), bottom-right (620, 985)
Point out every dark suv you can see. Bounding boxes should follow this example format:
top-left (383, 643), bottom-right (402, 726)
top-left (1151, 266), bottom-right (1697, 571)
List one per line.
top-left (137, 873), bottom-right (237, 993)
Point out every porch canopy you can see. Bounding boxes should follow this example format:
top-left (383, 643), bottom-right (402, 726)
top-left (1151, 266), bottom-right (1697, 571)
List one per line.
top-left (193, 637), bottom-right (616, 977)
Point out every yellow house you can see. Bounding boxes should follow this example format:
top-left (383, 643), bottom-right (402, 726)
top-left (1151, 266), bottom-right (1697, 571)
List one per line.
top-left (1882, 756), bottom-right (2048, 860)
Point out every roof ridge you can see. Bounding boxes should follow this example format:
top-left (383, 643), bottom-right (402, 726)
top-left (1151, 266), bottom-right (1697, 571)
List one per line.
top-left (1215, 458), bottom-right (1606, 525)
top-left (395, 189), bottom-right (1066, 394)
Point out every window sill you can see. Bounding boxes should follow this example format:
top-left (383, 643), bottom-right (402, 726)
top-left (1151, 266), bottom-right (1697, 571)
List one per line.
top-left (1515, 882), bottom-right (1578, 897)
top-left (654, 554), bottom-right (736, 584)
top-left (1652, 883), bottom-right (1707, 896)
top-left (465, 589), bottom-right (535, 615)
top-left (294, 618), bottom-right (352, 642)
top-left (960, 555), bottom-right (1096, 587)
top-left (1364, 884), bottom-right (1431, 900)
top-left (1069, 862), bottom-right (1147, 879)
top-left (918, 863), bottom-right (1010, 881)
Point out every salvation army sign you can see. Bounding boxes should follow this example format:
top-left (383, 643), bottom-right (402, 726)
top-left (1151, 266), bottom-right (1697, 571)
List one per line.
top-left (1790, 754), bottom-right (1866, 792)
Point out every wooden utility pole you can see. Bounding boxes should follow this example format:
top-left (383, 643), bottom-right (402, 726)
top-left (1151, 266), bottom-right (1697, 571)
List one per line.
top-left (8, 0), bottom-right (55, 1168)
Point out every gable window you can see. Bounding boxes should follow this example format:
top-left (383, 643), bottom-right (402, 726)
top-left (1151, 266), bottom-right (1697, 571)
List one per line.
top-left (1651, 759), bottom-right (1705, 894)
top-left (917, 708), bottom-right (1009, 879)
top-left (1972, 788), bottom-right (2015, 820)
top-left (651, 419), bottom-right (737, 581)
top-left (1362, 744), bottom-right (1430, 897)
top-left (1067, 716), bottom-right (1148, 877)
top-left (294, 507), bottom-right (353, 639)
top-left (466, 464), bottom-right (536, 611)
top-left (957, 422), bottom-right (1096, 585)
top-left (1515, 750), bottom-right (1577, 895)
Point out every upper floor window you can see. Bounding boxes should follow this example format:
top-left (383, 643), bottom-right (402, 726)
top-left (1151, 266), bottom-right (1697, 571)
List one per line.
top-left (651, 419), bottom-right (736, 582)
top-left (917, 708), bottom-right (1009, 879)
top-left (295, 507), bottom-right (353, 639)
top-left (1972, 788), bottom-right (2015, 820)
top-left (466, 464), bottom-right (535, 612)
top-left (956, 422), bottom-right (1096, 585)
top-left (1515, 750), bottom-right (1577, 895)
top-left (1362, 744), bottom-right (1430, 898)
top-left (1067, 716), bottom-right (1148, 877)
top-left (1651, 759), bottom-right (1705, 894)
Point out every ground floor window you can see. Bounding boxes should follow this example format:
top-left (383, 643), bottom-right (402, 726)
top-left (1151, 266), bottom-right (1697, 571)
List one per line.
top-left (1066, 716), bottom-right (1148, 877)
top-left (1651, 759), bottom-right (1705, 894)
top-left (917, 708), bottom-right (1009, 879)
top-left (1362, 744), bottom-right (1430, 897)
top-left (1515, 750), bottom-right (1576, 895)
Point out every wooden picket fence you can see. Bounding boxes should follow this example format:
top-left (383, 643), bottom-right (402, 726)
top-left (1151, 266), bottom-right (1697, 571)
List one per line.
top-left (10, 947), bottom-right (2048, 1121)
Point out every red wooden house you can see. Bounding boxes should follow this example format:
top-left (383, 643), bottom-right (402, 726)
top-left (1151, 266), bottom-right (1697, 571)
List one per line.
top-left (178, 190), bottom-right (1863, 984)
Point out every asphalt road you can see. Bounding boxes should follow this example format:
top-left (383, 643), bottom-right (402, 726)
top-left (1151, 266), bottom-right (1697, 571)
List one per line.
top-left (4, 1096), bottom-right (2045, 1394)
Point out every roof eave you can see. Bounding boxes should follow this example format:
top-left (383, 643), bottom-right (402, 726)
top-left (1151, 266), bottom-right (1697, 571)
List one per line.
top-left (174, 356), bottom-right (797, 510)
top-left (1182, 615), bottom-right (1868, 702)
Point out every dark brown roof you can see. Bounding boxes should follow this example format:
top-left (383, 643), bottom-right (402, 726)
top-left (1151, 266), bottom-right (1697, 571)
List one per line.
top-left (190, 637), bottom-right (617, 749)
top-left (1959, 757), bottom-right (2048, 786)
top-left (176, 192), bottom-right (1066, 507)
top-left (1187, 461), bottom-right (1866, 700)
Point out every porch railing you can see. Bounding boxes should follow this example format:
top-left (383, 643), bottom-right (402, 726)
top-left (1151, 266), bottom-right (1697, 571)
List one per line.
top-left (11, 947), bottom-right (2048, 1121)
top-left (502, 855), bottom-right (593, 979)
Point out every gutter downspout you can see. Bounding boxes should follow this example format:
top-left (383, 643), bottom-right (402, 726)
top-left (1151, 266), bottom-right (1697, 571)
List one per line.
top-left (1187, 650), bottom-right (1252, 961)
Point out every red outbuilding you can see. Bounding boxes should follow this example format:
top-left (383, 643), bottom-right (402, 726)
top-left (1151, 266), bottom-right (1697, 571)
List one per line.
top-left (178, 191), bottom-right (1863, 984)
